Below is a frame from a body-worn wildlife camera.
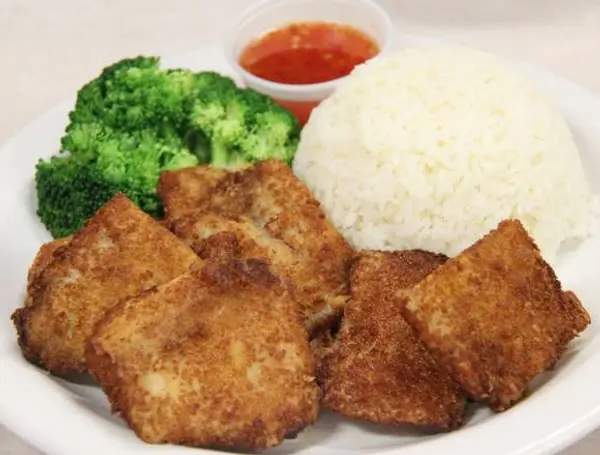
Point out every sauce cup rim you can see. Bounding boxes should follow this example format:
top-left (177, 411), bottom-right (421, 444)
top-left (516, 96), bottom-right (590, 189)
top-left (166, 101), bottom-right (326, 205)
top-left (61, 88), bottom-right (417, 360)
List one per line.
top-left (223, 0), bottom-right (393, 100)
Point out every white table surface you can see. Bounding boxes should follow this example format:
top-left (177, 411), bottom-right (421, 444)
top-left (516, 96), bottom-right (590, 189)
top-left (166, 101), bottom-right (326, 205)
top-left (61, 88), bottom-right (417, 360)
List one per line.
top-left (1, 1), bottom-right (600, 454)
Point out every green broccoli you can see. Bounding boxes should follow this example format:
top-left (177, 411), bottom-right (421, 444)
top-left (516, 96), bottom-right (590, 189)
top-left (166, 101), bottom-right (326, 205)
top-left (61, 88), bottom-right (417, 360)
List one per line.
top-left (193, 71), bottom-right (237, 93)
top-left (94, 126), bottom-right (198, 192)
top-left (238, 108), bottom-right (300, 164)
top-left (64, 56), bottom-right (160, 129)
top-left (64, 58), bottom-right (196, 144)
top-left (189, 87), bottom-right (301, 168)
top-left (36, 56), bottom-right (301, 239)
top-left (35, 155), bottom-right (121, 238)
top-left (59, 122), bottom-right (110, 163)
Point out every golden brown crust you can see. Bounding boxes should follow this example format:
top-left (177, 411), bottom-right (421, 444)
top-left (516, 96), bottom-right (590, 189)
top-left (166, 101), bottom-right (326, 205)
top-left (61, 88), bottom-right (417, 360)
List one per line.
top-left (86, 258), bottom-right (320, 451)
top-left (26, 236), bottom-right (72, 291)
top-left (265, 203), bottom-right (353, 296)
top-left (397, 220), bottom-right (591, 412)
top-left (320, 250), bottom-right (465, 430)
top-left (221, 159), bottom-right (317, 222)
top-left (11, 193), bottom-right (199, 374)
top-left (170, 210), bottom-right (349, 335)
top-left (24, 236), bottom-right (72, 307)
top-left (157, 166), bottom-right (230, 222)
top-left (561, 291), bottom-right (591, 336)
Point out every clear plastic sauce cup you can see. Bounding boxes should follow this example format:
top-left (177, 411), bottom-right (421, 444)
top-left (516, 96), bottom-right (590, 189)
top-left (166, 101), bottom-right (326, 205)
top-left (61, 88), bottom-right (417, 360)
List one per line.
top-left (224, 0), bottom-right (393, 125)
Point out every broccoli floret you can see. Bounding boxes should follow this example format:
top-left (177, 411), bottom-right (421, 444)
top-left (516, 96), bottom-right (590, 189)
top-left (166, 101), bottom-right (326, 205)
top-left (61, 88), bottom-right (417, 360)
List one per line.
top-left (65, 61), bottom-right (195, 140)
top-left (35, 155), bottom-right (121, 238)
top-left (194, 71), bottom-right (237, 93)
top-left (181, 72), bottom-right (241, 164)
top-left (188, 87), bottom-right (248, 167)
top-left (66, 56), bottom-right (160, 128)
top-left (102, 67), bottom-right (196, 133)
top-left (94, 128), bottom-right (199, 194)
top-left (59, 122), bottom-right (110, 163)
top-left (188, 87), bottom-right (301, 167)
top-left (238, 108), bottom-right (300, 164)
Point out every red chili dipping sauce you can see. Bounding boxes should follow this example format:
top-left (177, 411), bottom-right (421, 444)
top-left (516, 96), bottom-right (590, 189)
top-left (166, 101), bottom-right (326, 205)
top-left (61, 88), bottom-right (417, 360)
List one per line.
top-left (240, 21), bottom-right (380, 85)
top-left (239, 21), bottom-right (380, 125)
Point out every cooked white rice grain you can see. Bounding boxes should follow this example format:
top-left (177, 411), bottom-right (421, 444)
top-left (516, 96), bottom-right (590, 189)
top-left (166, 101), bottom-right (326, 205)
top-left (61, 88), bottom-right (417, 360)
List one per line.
top-left (293, 46), bottom-right (598, 263)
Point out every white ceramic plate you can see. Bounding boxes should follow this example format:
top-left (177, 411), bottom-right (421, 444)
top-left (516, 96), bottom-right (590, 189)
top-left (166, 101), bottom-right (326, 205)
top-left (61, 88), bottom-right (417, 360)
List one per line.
top-left (1, 35), bottom-right (600, 455)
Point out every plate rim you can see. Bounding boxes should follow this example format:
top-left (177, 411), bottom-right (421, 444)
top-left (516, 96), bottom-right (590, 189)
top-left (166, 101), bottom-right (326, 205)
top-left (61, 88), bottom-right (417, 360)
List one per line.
top-left (1, 34), bottom-right (600, 455)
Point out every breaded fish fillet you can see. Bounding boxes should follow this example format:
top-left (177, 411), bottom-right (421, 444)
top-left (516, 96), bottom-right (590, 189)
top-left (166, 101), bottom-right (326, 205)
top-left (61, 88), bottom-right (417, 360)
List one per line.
top-left (220, 162), bottom-right (355, 312)
top-left (160, 159), bottom-right (353, 326)
top-left (320, 250), bottom-right (465, 430)
top-left (86, 259), bottom-right (320, 451)
top-left (397, 220), bottom-right (591, 412)
top-left (25, 236), bottom-right (72, 307)
top-left (12, 194), bottom-right (199, 374)
top-left (157, 165), bottom-right (230, 222)
top-left (170, 210), bottom-right (348, 334)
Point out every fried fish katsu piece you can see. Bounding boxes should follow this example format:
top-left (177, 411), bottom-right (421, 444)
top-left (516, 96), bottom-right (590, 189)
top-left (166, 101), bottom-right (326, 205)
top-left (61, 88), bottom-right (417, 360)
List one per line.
top-left (157, 165), bottom-right (230, 221)
top-left (12, 194), bottom-right (198, 374)
top-left (170, 211), bottom-right (348, 334)
top-left (25, 236), bottom-right (72, 307)
top-left (86, 259), bottom-right (320, 451)
top-left (160, 159), bottom-right (353, 327)
top-left (209, 160), bottom-right (353, 299)
top-left (398, 220), bottom-right (591, 412)
top-left (159, 161), bottom-right (352, 265)
top-left (320, 250), bottom-right (465, 430)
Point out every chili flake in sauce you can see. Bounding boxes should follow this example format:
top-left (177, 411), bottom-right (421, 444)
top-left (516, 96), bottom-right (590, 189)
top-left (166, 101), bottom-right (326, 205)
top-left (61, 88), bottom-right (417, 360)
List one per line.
top-left (239, 21), bottom-right (380, 85)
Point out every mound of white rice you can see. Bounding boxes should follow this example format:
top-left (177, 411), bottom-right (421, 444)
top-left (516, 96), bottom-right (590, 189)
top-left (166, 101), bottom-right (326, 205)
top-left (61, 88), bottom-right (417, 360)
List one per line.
top-left (293, 46), bottom-right (598, 262)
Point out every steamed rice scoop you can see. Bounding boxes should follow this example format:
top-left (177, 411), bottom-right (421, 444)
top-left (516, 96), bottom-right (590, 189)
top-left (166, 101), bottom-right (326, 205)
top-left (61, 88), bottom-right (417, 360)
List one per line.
top-left (293, 46), bottom-right (598, 262)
